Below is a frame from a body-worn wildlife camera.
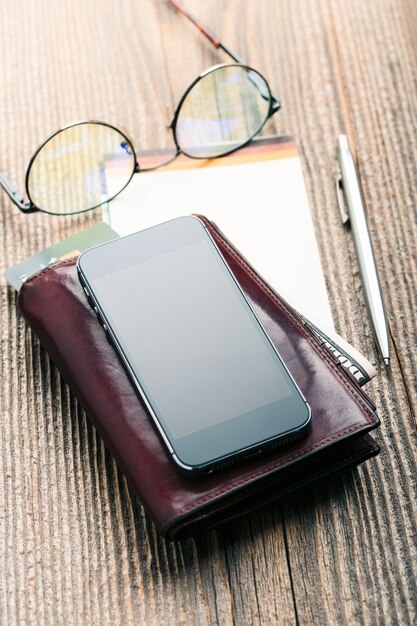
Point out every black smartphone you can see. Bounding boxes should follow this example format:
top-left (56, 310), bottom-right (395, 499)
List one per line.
top-left (77, 216), bottom-right (311, 476)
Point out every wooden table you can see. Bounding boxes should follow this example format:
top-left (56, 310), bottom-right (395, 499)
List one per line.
top-left (0, 1), bottom-right (416, 623)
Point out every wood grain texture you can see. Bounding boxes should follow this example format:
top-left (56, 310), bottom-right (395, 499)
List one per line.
top-left (0, 0), bottom-right (416, 624)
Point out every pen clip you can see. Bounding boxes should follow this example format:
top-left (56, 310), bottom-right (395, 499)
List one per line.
top-left (336, 166), bottom-right (350, 225)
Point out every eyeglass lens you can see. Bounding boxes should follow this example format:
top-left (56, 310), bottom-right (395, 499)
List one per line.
top-left (175, 65), bottom-right (271, 159)
top-left (27, 123), bottom-right (136, 215)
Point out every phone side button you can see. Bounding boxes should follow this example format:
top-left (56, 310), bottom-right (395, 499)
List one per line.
top-left (102, 324), bottom-right (113, 344)
top-left (83, 286), bottom-right (95, 309)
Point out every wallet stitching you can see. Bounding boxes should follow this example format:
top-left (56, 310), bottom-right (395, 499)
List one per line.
top-left (169, 443), bottom-right (378, 537)
top-left (170, 422), bottom-right (373, 519)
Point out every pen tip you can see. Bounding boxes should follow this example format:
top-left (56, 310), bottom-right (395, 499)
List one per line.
top-left (384, 357), bottom-right (390, 367)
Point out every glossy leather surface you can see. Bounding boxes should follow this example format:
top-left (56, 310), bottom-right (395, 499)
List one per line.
top-left (18, 217), bottom-right (380, 539)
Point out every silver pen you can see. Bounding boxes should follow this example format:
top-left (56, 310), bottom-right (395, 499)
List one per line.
top-left (336, 135), bottom-right (390, 366)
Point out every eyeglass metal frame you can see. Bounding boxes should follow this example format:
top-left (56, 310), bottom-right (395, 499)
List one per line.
top-left (0, 0), bottom-right (281, 216)
top-left (170, 63), bottom-right (276, 160)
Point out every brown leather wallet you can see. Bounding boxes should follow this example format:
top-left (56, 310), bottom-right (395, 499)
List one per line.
top-left (17, 216), bottom-right (380, 539)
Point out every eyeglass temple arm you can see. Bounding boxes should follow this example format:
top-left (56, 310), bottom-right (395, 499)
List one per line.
top-left (167, 0), bottom-right (243, 62)
top-left (167, 0), bottom-right (280, 114)
top-left (0, 171), bottom-right (36, 213)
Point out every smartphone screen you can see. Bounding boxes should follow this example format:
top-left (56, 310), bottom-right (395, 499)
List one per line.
top-left (78, 216), bottom-right (310, 472)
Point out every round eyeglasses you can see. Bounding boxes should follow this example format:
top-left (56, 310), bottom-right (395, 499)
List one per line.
top-left (0, 5), bottom-right (280, 216)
